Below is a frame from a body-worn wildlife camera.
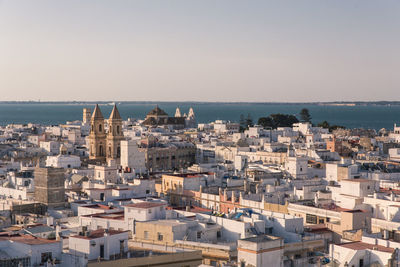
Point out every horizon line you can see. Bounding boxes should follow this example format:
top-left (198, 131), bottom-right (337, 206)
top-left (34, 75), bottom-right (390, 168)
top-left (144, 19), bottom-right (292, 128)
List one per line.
top-left (1, 100), bottom-right (400, 104)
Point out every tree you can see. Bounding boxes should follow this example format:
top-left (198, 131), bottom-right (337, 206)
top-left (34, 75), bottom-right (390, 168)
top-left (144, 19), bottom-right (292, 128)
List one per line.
top-left (239, 114), bottom-right (246, 132)
top-left (258, 116), bottom-right (274, 128)
top-left (245, 113), bottom-right (254, 128)
top-left (317, 120), bottom-right (346, 132)
top-left (258, 113), bottom-right (299, 129)
top-left (239, 113), bottom-right (253, 132)
top-left (299, 108), bottom-right (312, 122)
top-left (317, 121), bottom-right (330, 129)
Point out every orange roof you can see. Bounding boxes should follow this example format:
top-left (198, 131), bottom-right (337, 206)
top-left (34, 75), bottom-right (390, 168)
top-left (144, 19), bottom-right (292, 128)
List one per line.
top-left (0, 234), bottom-right (59, 245)
top-left (338, 241), bottom-right (394, 253)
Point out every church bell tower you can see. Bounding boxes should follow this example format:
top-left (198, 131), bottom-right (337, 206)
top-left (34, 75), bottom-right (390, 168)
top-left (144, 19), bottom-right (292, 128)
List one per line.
top-left (106, 104), bottom-right (124, 163)
top-left (88, 104), bottom-right (106, 162)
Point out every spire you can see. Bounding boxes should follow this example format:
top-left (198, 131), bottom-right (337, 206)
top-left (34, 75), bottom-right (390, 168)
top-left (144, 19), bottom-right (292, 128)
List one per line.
top-left (188, 107), bottom-right (195, 118)
top-left (109, 104), bottom-right (122, 120)
top-left (175, 107), bottom-right (182, 117)
top-left (92, 104), bottom-right (104, 120)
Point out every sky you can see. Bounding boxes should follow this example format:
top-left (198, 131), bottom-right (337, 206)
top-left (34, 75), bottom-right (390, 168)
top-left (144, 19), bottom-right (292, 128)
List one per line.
top-left (0, 1), bottom-right (399, 102)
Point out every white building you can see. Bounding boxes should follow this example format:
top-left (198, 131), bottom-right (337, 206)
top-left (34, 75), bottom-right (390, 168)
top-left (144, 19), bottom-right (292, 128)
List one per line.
top-left (389, 148), bottom-right (400, 162)
top-left (94, 165), bottom-right (118, 183)
top-left (330, 235), bottom-right (400, 267)
top-left (46, 154), bottom-right (81, 169)
top-left (69, 229), bottom-right (129, 261)
top-left (40, 141), bottom-right (60, 155)
top-left (120, 140), bottom-right (146, 174)
top-left (0, 234), bottom-right (62, 266)
top-left (285, 156), bottom-right (308, 179)
top-left (124, 202), bottom-right (167, 233)
top-left (237, 235), bottom-right (284, 267)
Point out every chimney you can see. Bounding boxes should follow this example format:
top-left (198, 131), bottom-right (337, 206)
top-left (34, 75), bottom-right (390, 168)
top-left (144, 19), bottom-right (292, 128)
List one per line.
top-left (104, 229), bottom-right (110, 260)
top-left (256, 184), bottom-right (260, 194)
top-left (56, 224), bottom-right (61, 241)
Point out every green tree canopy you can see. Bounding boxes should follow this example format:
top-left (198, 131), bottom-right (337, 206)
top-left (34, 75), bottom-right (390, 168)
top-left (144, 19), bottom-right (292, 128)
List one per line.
top-left (258, 113), bottom-right (299, 129)
top-left (299, 108), bottom-right (312, 122)
top-left (317, 120), bottom-right (346, 132)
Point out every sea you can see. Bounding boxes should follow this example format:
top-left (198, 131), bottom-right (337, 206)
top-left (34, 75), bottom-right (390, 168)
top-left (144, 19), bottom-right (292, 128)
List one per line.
top-left (0, 102), bottom-right (399, 130)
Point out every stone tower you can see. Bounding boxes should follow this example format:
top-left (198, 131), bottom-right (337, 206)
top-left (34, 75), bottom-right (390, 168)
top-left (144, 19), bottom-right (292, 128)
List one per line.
top-left (82, 108), bottom-right (91, 124)
top-left (34, 167), bottom-right (65, 208)
top-left (89, 104), bottom-right (106, 162)
top-left (106, 104), bottom-right (124, 163)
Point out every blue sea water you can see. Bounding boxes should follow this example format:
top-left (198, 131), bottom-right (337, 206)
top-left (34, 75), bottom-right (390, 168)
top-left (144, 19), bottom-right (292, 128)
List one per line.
top-left (0, 103), bottom-right (399, 130)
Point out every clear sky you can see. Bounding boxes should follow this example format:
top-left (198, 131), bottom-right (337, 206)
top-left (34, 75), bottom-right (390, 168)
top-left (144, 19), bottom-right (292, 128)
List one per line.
top-left (0, 0), bottom-right (399, 102)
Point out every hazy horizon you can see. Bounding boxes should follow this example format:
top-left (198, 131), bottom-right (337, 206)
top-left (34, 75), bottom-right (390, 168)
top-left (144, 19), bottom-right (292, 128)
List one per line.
top-left (1, 1), bottom-right (399, 102)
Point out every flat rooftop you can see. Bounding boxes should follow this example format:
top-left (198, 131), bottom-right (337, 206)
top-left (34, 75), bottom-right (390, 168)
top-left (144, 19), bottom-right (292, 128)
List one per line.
top-left (124, 202), bottom-right (166, 209)
top-left (240, 235), bottom-right (281, 243)
top-left (338, 241), bottom-right (394, 253)
top-left (71, 229), bottom-right (128, 240)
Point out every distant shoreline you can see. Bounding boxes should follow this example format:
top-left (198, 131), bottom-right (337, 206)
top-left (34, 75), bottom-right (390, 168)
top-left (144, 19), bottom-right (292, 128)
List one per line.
top-left (1, 101), bottom-right (400, 106)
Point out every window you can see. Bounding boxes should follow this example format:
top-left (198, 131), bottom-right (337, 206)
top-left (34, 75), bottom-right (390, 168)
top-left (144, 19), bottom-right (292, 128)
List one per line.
top-left (217, 231), bottom-right (221, 238)
top-left (144, 231), bottom-right (149, 239)
top-left (306, 214), bottom-right (317, 224)
top-left (157, 233), bottom-right (163, 241)
top-left (41, 252), bottom-right (52, 263)
top-left (148, 209), bottom-right (152, 214)
top-left (99, 124), bottom-right (102, 132)
top-left (197, 231), bottom-right (201, 239)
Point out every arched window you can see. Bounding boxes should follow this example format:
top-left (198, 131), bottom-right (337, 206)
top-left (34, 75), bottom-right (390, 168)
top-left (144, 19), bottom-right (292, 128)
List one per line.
top-left (109, 146), bottom-right (112, 157)
top-left (99, 145), bottom-right (104, 156)
top-left (99, 124), bottom-right (102, 132)
top-left (117, 126), bottom-right (120, 134)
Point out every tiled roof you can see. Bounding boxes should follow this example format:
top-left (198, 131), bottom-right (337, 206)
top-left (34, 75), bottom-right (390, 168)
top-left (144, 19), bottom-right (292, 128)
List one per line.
top-left (147, 106), bottom-right (168, 116)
